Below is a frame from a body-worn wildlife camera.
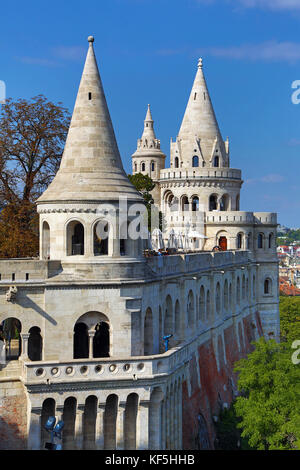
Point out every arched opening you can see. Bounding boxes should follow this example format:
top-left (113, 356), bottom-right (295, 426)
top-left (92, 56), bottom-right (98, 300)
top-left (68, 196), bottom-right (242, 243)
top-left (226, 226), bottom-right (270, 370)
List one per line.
top-left (224, 280), bottom-right (229, 311)
top-left (42, 221), bottom-right (50, 259)
top-left (213, 156), bottom-right (219, 167)
top-left (268, 233), bottom-right (273, 249)
top-left (104, 394), bottom-right (118, 450)
top-left (181, 195), bottom-right (189, 212)
top-left (209, 194), bottom-right (217, 211)
top-left (199, 286), bottom-right (205, 323)
top-left (159, 307), bottom-right (163, 353)
top-left (216, 283), bottom-right (221, 315)
top-left (28, 326), bottom-right (42, 361)
top-left (220, 194), bottom-right (229, 211)
top-left (175, 300), bottom-right (180, 337)
top-left (1, 318), bottom-right (22, 361)
top-left (192, 196), bottom-right (199, 212)
top-left (264, 278), bottom-right (272, 295)
top-left (73, 322), bottom-right (89, 359)
top-left (144, 308), bottom-right (153, 356)
top-left (62, 397), bottom-right (77, 450)
top-left (174, 157), bottom-right (179, 168)
top-left (93, 322), bottom-right (110, 358)
top-left (206, 290), bottom-right (211, 321)
top-left (94, 221), bottom-right (109, 256)
top-left (124, 393), bottom-right (139, 450)
top-left (192, 155), bottom-right (199, 167)
top-left (164, 296), bottom-right (173, 337)
top-left (236, 277), bottom-right (241, 304)
top-left (258, 233), bottom-right (264, 249)
top-left (149, 387), bottom-right (164, 449)
top-left (247, 233), bottom-right (252, 250)
top-left (67, 221), bottom-right (84, 256)
top-left (83, 395), bottom-right (97, 450)
top-left (41, 398), bottom-right (56, 449)
top-left (141, 162), bottom-right (145, 171)
top-left (187, 290), bottom-right (195, 327)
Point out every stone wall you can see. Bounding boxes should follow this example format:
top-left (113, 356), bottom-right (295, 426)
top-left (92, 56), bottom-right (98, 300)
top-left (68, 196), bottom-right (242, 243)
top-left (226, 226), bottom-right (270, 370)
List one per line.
top-left (0, 378), bottom-right (27, 449)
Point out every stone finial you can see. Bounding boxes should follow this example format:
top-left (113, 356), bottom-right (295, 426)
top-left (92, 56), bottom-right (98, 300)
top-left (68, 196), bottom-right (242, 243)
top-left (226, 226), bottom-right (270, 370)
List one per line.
top-left (88, 35), bottom-right (95, 43)
top-left (198, 57), bottom-right (203, 69)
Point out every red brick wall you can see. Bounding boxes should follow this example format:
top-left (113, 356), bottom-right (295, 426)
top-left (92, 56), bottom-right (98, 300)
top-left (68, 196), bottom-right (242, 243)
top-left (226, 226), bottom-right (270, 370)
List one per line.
top-left (182, 312), bottom-right (261, 449)
top-left (0, 380), bottom-right (27, 449)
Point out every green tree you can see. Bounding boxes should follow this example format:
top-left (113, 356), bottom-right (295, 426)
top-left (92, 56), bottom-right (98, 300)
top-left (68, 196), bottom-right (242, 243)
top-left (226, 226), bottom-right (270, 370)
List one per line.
top-left (279, 296), bottom-right (300, 343)
top-left (128, 173), bottom-right (161, 231)
top-left (234, 337), bottom-right (300, 450)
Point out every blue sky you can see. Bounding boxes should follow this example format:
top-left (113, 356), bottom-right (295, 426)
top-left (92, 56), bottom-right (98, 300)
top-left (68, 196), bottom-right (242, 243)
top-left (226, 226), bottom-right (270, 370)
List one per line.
top-left (1, 0), bottom-right (300, 227)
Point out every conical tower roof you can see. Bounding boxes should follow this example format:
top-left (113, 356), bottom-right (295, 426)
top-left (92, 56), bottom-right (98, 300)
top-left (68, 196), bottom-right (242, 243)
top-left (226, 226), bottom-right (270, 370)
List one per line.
top-left (178, 58), bottom-right (226, 162)
top-left (132, 104), bottom-right (166, 158)
top-left (38, 36), bottom-right (142, 204)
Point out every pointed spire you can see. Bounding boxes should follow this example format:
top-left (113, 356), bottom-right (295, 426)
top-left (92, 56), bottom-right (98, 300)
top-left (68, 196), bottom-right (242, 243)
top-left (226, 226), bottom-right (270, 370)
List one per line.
top-left (178, 58), bottom-right (226, 163)
top-left (38, 36), bottom-right (142, 203)
top-left (132, 104), bottom-right (165, 155)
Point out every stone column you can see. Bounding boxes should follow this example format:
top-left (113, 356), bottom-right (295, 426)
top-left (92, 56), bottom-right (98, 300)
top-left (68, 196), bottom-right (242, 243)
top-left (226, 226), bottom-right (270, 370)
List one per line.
top-left (116, 402), bottom-right (126, 450)
top-left (20, 333), bottom-right (30, 360)
top-left (137, 401), bottom-right (149, 450)
top-left (88, 330), bottom-right (95, 359)
top-left (149, 391), bottom-right (164, 450)
top-left (95, 403), bottom-right (105, 450)
top-left (75, 405), bottom-right (85, 450)
top-left (27, 407), bottom-right (42, 450)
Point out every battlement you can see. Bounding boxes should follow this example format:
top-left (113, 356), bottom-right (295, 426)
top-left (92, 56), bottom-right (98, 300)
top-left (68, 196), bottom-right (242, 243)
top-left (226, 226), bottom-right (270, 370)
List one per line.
top-left (205, 211), bottom-right (277, 225)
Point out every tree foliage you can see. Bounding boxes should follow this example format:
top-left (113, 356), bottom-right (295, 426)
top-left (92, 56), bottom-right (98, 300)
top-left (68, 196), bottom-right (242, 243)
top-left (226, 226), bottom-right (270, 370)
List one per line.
top-left (0, 95), bottom-right (70, 258)
top-left (234, 337), bottom-right (300, 450)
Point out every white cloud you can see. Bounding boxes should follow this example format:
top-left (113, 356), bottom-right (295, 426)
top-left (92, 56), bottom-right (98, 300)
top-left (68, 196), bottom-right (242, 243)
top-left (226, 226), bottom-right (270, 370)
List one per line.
top-left (201, 40), bottom-right (300, 63)
top-left (245, 173), bottom-right (285, 184)
top-left (196, 0), bottom-right (300, 10)
top-left (51, 46), bottom-right (86, 62)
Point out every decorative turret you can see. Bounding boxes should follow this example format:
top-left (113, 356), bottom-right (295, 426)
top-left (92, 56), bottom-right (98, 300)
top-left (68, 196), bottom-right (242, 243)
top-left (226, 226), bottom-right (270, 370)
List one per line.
top-left (37, 37), bottom-right (144, 261)
top-left (171, 58), bottom-right (229, 170)
top-left (131, 104), bottom-right (166, 181)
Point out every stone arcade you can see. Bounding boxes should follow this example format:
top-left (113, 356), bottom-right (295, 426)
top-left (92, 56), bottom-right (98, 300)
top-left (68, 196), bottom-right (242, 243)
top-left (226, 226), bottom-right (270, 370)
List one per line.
top-left (0, 37), bottom-right (279, 450)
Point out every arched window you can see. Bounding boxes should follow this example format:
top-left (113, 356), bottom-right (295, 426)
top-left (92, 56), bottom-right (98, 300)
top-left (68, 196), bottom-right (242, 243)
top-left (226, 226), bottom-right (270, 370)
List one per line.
top-left (67, 221), bottom-right (84, 256)
top-left (237, 233), bottom-right (243, 249)
top-left (192, 196), bottom-right (199, 212)
top-left (28, 326), bottom-right (42, 361)
top-left (264, 278), bottom-right (272, 295)
top-left (41, 399), bottom-right (56, 449)
top-left (124, 393), bottom-right (138, 450)
top-left (62, 397), bottom-right (77, 450)
top-left (258, 233), bottom-right (264, 249)
top-left (151, 162), bottom-right (155, 172)
top-left (236, 195), bottom-right (240, 211)
top-left (42, 221), bottom-right (50, 259)
top-left (104, 394), bottom-right (118, 450)
top-left (216, 283), bottom-right (221, 315)
top-left (192, 155), bottom-right (199, 167)
top-left (213, 156), bottom-right (219, 167)
top-left (144, 308), bottom-right (153, 356)
top-left (209, 194), bottom-right (217, 211)
top-left (174, 157), bottom-right (179, 168)
top-left (141, 162), bottom-right (145, 171)
top-left (83, 396), bottom-right (97, 450)
top-left (247, 233), bottom-right (252, 250)
top-left (134, 163), bottom-right (137, 172)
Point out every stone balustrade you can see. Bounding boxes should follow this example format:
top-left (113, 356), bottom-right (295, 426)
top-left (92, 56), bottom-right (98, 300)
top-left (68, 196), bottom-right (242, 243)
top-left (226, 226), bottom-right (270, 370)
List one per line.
top-left (160, 168), bottom-right (242, 181)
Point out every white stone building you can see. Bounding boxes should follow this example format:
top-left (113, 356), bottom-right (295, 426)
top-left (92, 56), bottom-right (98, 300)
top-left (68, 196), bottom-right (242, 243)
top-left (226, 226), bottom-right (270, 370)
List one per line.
top-left (0, 37), bottom-right (279, 451)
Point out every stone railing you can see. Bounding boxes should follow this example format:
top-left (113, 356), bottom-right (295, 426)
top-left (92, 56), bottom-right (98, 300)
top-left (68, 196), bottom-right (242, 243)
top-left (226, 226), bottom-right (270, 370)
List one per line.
top-left (21, 344), bottom-right (191, 385)
top-left (147, 250), bottom-right (251, 277)
top-left (160, 167), bottom-right (242, 181)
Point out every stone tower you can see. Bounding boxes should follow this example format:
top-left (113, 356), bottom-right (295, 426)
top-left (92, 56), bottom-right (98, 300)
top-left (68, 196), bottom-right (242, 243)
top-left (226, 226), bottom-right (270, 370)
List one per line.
top-left (37, 36), bottom-right (144, 261)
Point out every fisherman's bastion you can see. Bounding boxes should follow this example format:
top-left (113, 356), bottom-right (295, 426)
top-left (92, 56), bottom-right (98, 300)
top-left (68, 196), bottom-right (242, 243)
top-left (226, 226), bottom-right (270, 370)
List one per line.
top-left (0, 36), bottom-right (279, 450)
